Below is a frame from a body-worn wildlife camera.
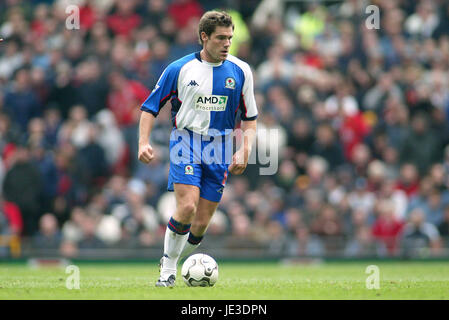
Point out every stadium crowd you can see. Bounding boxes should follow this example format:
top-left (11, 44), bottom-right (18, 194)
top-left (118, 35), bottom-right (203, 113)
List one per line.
top-left (1, 0), bottom-right (449, 258)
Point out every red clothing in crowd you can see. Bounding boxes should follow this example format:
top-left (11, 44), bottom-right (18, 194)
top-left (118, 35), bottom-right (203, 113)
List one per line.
top-left (30, 20), bottom-right (47, 37)
top-left (107, 80), bottom-right (149, 127)
top-left (303, 52), bottom-right (323, 69)
top-left (340, 112), bottom-right (370, 161)
top-left (2, 201), bottom-right (23, 234)
top-left (168, 0), bottom-right (203, 28)
top-left (107, 13), bottom-right (141, 37)
top-left (79, 4), bottom-right (97, 31)
top-left (395, 181), bottom-right (420, 198)
top-left (372, 216), bottom-right (404, 255)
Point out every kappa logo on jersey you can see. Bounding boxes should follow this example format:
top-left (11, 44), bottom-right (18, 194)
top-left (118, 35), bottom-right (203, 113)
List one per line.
top-left (225, 77), bottom-right (236, 89)
top-left (194, 94), bottom-right (228, 111)
top-left (187, 80), bottom-right (199, 86)
top-left (185, 165), bottom-right (194, 175)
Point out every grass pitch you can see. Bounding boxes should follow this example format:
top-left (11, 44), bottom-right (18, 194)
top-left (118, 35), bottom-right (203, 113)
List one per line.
top-left (0, 260), bottom-right (448, 300)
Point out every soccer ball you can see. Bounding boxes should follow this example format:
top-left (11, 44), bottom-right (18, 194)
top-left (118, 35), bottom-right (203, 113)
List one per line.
top-left (181, 253), bottom-right (219, 287)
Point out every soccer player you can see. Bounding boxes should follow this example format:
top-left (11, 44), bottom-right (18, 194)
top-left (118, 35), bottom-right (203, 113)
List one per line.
top-left (138, 10), bottom-right (258, 287)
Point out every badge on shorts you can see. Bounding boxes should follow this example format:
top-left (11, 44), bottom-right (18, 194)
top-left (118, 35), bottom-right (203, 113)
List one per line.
top-left (225, 77), bottom-right (236, 89)
top-left (185, 165), bottom-right (194, 175)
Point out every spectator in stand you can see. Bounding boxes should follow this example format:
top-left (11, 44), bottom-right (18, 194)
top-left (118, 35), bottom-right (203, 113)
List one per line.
top-left (347, 178), bottom-right (375, 215)
top-left (103, 175), bottom-right (127, 213)
top-left (48, 62), bottom-right (79, 120)
top-left (149, 38), bottom-right (171, 79)
top-left (0, 196), bottom-right (23, 236)
top-left (32, 213), bottom-right (62, 249)
top-left (59, 105), bottom-right (92, 149)
top-left (350, 144), bottom-right (372, 176)
top-left (29, 139), bottom-right (58, 214)
top-left (4, 68), bottom-right (42, 132)
top-left (61, 206), bottom-right (87, 245)
top-left (399, 113), bottom-right (441, 174)
top-left (107, 69), bottom-right (149, 128)
top-left (373, 97), bottom-right (409, 150)
top-left (168, 22), bottom-right (202, 61)
top-left (344, 226), bottom-right (376, 257)
top-left (372, 200), bottom-right (404, 256)
top-left (363, 72), bottom-right (403, 116)
top-left (77, 214), bottom-right (106, 249)
top-left (286, 117), bottom-right (314, 161)
top-left (168, 0), bottom-right (203, 29)
top-left (106, 0), bottom-right (142, 38)
top-left (404, 0), bottom-right (440, 39)
top-left (111, 179), bottom-right (159, 247)
top-left (0, 208), bottom-right (10, 257)
top-left (0, 40), bottom-right (24, 80)
top-left (310, 204), bottom-right (344, 254)
top-left (340, 113), bottom-right (370, 163)
top-left (75, 123), bottom-right (109, 190)
top-left (408, 187), bottom-right (449, 226)
top-left (294, 225), bottom-right (324, 257)
top-left (432, 3), bottom-right (449, 39)
top-left (437, 205), bottom-right (449, 247)
top-left (0, 112), bottom-right (23, 152)
top-left (402, 208), bottom-right (442, 256)
top-left (311, 123), bottom-right (345, 170)
top-left (144, 0), bottom-right (167, 29)
top-left (378, 178), bottom-right (408, 221)
top-left (94, 109), bottom-right (127, 173)
top-left (2, 144), bottom-right (43, 236)
top-left (396, 163), bottom-right (421, 198)
top-left (78, 0), bottom-right (99, 32)
top-left (324, 81), bottom-right (359, 121)
top-left (74, 58), bottom-right (109, 119)
top-left (107, 69), bottom-right (149, 172)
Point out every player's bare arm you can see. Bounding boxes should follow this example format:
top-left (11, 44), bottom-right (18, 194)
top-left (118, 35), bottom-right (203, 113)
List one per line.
top-left (138, 111), bottom-right (156, 164)
top-left (229, 119), bottom-right (257, 175)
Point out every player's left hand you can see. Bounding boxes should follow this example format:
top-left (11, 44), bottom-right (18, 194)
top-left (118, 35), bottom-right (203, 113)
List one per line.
top-left (228, 149), bottom-right (248, 175)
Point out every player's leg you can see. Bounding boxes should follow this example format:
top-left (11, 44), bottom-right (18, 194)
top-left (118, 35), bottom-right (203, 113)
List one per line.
top-left (157, 130), bottom-right (202, 286)
top-left (180, 197), bottom-right (219, 259)
top-left (180, 161), bottom-right (228, 259)
top-left (160, 183), bottom-right (199, 273)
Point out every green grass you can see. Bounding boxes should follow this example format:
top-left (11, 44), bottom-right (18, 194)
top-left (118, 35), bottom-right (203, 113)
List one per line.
top-left (0, 261), bottom-right (448, 299)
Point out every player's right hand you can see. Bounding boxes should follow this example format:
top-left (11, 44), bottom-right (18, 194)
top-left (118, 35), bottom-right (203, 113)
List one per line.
top-left (138, 144), bottom-right (154, 164)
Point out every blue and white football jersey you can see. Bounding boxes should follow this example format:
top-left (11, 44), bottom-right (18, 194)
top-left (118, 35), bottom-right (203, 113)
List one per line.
top-left (141, 52), bottom-right (258, 136)
top-left (141, 52), bottom-right (258, 202)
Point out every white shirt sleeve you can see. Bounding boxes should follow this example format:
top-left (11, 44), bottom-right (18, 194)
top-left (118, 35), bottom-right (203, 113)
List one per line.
top-left (240, 63), bottom-right (258, 120)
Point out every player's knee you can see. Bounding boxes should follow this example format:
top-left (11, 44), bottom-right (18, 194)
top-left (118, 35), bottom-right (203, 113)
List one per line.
top-left (178, 202), bottom-right (197, 219)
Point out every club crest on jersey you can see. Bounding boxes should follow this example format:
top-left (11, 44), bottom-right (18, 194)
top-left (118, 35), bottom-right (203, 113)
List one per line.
top-left (185, 165), bottom-right (194, 175)
top-left (225, 77), bottom-right (236, 89)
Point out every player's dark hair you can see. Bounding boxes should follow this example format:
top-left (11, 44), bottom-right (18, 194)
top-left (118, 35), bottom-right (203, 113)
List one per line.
top-left (198, 11), bottom-right (234, 45)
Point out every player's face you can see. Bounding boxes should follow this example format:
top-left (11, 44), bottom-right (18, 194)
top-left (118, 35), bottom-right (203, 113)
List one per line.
top-left (202, 26), bottom-right (233, 62)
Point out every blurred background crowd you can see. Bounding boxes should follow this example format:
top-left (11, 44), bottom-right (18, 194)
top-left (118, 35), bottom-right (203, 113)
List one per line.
top-left (1, 0), bottom-right (449, 259)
